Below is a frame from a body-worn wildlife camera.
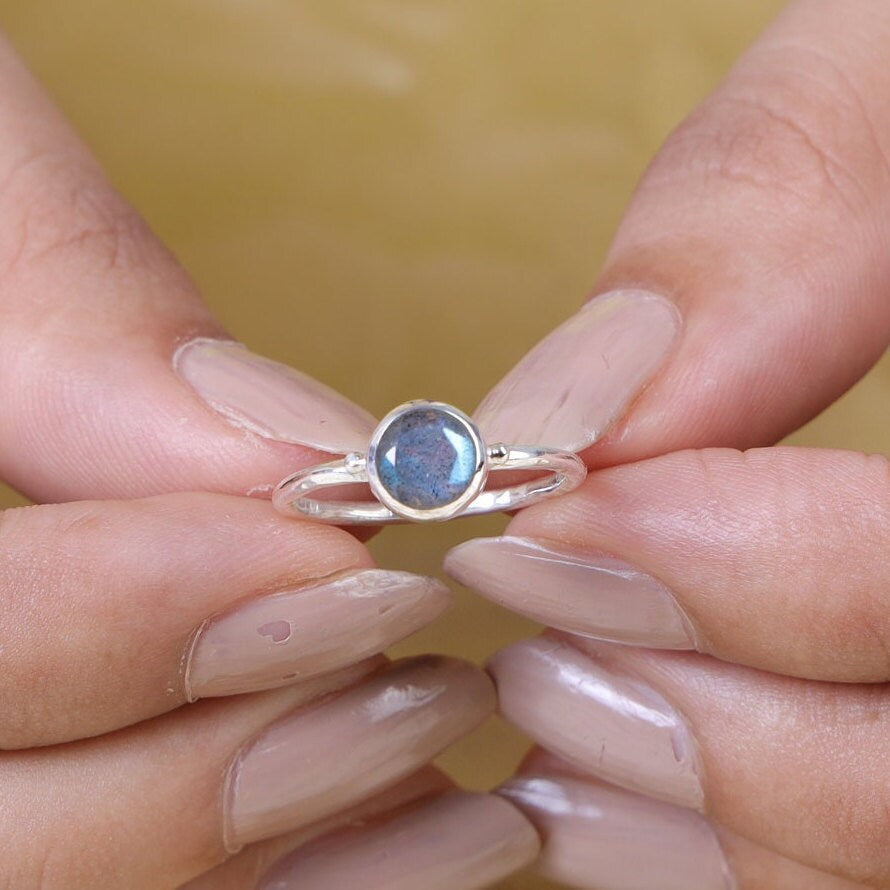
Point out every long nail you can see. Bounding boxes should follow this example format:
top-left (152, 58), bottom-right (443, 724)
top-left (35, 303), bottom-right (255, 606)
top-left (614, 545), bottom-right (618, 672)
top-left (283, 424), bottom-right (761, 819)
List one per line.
top-left (224, 656), bottom-right (496, 850)
top-left (185, 570), bottom-right (452, 701)
top-left (445, 536), bottom-right (695, 649)
top-left (174, 338), bottom-right (377, 454)
top-left (258, 791), bottom-right (540, 890)
top-left (500, 775), bottom-right (734, 890)
top-left (488, 636), bottom-right (704, 810)
top-left (473, 290), bottom-right (680, 452)
top-left (274, 766), bottom-right (453, 853)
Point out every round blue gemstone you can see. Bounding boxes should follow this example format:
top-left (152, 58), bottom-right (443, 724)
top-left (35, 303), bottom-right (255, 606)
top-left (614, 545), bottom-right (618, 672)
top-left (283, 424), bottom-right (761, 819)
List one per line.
top-left (374, 407), bottom-right (479, 510)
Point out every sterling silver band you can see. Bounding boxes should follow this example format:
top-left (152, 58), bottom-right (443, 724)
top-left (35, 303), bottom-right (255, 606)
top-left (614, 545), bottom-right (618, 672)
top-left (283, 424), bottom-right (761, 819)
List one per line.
top-left (272, 400), bottom-right (586, 525)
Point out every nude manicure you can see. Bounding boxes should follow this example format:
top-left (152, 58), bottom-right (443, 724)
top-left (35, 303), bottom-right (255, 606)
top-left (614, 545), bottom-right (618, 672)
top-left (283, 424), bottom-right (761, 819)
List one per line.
top-left (258, 791), bottom-right (540, 890)
top-left (474, 289), bottom-right (680, 452)
top-left (445, 536), bottom-right (695, 649)
top-left (488, 636), bottom-right (704, 810)
top-left (273, 766), bottom-right (453, 853)
top-left (500, 775), bottom-right (734, 890)
top-left (174, 337), bottom-right (377, 454)
top-left (224, 656), bottom-right (496, 850)
top-left (185, 570), bottom-right (452, 701)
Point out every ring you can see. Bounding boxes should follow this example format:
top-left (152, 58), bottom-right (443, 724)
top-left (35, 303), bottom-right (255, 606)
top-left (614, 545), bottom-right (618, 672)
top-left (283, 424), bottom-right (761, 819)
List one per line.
top-left (272, 400), bottom-right (587, 524)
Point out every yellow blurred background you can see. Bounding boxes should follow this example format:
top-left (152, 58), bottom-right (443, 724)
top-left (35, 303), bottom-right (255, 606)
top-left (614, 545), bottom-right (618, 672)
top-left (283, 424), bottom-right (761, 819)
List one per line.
top-left (2, 2), bottom-right (888, 886)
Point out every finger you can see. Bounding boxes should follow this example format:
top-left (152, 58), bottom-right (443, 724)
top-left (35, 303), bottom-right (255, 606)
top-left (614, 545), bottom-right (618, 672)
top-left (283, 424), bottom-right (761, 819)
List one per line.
top-left (0, 32), bottom-right (375, 503)
top-left (181, 768), bottom-right (454, 890)
top-left (489, 634), bottom-right (890, 885)
top-left (0, 493), bottom-right (450, 747)
top-left (474, 0), bottom-right (890, 462)
top-left (5, 656), bottom-right (494, 890)
top-left (448, 446), bottom-right (890, 682)
top-left (246, 791), bottom-right (538, 890)
top-left (501, 765), bottom-right (865, 890)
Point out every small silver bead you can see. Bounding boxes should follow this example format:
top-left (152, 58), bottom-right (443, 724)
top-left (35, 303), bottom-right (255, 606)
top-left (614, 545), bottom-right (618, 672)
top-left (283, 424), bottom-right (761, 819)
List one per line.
top-left (345, 452), bottom-right (365, 473)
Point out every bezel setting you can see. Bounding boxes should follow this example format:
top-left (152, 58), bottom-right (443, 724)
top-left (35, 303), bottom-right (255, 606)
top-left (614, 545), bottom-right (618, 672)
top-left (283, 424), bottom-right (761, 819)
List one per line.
top-left (366, 400), bottom-right (488, 522)
top-left (272, 399), bottom-right (586, 525)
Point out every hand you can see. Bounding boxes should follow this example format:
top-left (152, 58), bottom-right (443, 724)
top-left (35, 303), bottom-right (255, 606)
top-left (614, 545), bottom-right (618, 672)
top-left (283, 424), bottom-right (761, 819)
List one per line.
top-left (448, 1), bottom-right (890, 887)
top-left (0, 34), bottom-right (540, 890)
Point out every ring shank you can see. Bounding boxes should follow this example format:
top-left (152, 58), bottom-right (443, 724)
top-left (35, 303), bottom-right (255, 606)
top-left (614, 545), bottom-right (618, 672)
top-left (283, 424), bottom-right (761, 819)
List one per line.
top-left (272, 446), bottom-right (586, 524)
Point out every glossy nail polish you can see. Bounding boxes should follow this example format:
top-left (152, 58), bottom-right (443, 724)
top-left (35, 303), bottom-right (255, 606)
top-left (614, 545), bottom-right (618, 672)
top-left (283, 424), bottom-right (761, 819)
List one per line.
top-left (174, 337), bottom-right (376, 453)
top-left (474, 290), bottom-right (679, 452)
top-left (258, 791), bottom-right (540, 890)
top-left (185, 570), bottom-right (452, 701)
top-left (501, 775), bottom-right (734, 890)
top-left (488, 636), bottom-right (704, 810)
top-left (272, 766), bottom-right (453, 853)
top-left (445, 536), bottom-right (695, 649)
top-left (224, 656), bottom-right (496, 850)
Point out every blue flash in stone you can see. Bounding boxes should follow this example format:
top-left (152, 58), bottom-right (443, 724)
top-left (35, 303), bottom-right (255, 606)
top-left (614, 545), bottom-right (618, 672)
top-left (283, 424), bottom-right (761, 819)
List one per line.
top-left (374, 407), bottom-right (479, 510)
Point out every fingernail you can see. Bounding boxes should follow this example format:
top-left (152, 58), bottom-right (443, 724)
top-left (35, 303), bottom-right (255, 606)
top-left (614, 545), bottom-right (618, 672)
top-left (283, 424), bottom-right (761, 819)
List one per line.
top-left (185, 570), bottom-right (453, 701)
top-left (174, 337), bottom-right (377, 454)
top-left (277, 766), bottom-right (453, 853)
top-left (488, 636), bottom-right (704, 810)
top-left (500, 775), bottom-right (734, 890)
top-left (446, 536), bottom-right (695, 649)
top-left (474, 290), bottom-right (680, 452)
top-left (224, 656), bottom-right (496, 850)
top-left (258, 791), bottom-right (540, 890)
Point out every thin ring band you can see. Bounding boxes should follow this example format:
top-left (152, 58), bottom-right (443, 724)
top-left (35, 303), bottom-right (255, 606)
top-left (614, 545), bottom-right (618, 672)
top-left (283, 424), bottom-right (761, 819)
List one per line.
top-left (272, 400), bottom-right (587, 525)
top-left (273, 443), bottom-right (587, 524)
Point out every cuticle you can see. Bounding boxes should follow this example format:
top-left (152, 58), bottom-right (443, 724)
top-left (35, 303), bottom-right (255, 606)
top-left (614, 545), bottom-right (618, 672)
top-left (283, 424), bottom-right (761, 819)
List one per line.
top-left (170, 333), bottom-right (237, 366)
top-left (181, 617), bottom-right (209, 704)
top-left (220, 744), bottom-right (247, 855)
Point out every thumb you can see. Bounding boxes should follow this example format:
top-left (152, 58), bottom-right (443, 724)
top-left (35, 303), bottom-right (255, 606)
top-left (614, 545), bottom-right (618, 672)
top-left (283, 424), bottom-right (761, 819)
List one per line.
top-left (474, 0), bottom-right (890, 464)
top-left (0, 34), bottom-right (375, 502)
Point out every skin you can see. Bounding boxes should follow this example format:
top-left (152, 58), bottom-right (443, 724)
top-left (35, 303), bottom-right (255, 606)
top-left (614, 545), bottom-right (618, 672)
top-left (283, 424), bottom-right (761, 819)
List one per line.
top-left (6, 1), bottom-right (890, 888)
top-left (0, 26), bottom-right (519, 890)
top-left (477, 0), bottom-right (890, 887)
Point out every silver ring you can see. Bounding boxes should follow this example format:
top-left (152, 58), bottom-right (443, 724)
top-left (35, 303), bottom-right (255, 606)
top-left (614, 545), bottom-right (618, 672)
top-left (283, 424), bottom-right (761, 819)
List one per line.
top-left (272, 400), bottom-right (587, 524)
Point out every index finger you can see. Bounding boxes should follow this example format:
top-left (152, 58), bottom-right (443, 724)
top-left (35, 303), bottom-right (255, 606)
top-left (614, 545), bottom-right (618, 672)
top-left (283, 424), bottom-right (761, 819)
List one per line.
top-left (0, 33), bottom-right (375, 502)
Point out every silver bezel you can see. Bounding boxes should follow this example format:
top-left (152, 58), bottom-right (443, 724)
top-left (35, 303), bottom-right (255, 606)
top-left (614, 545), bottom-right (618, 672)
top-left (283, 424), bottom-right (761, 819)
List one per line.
top-left (366, 399), bottom-right (488, 522)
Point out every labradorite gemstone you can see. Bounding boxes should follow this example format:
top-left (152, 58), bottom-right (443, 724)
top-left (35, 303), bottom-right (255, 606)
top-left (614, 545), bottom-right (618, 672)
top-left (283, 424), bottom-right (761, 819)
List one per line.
top-left (374, 407), bottom-right (478, 510)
